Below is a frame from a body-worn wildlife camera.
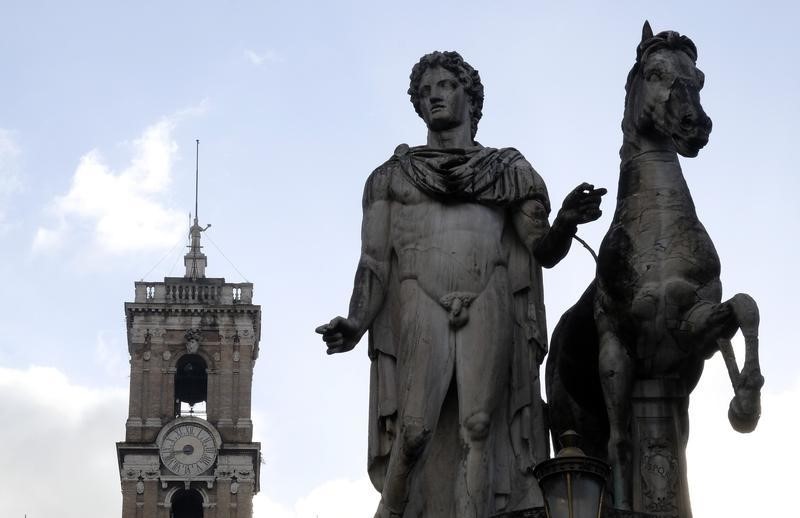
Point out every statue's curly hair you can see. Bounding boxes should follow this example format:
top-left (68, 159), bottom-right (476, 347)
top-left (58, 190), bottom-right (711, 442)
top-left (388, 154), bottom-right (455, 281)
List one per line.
top-left (408, 51), bottom-right (484, 138)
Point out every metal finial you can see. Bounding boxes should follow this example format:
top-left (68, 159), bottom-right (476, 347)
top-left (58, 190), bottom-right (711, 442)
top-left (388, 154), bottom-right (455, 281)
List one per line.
top-left (195, 139), bottom-right (199, 222)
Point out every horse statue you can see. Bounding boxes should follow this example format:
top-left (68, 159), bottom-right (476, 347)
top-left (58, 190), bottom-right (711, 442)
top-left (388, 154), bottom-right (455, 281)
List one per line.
top-left (545, 21), bottom-right (764, 514)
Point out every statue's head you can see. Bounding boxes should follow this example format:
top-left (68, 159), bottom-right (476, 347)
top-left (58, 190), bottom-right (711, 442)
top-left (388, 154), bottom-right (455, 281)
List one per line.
top-left (408, 51), bottom-right (484, 139)
top-left (623, 21), bottom-right (712, 157)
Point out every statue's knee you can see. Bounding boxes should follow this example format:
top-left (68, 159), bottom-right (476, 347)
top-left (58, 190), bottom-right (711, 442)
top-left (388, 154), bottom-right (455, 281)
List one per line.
top-left (400, 418), bottom-right (431, 458)
top-left (462, 411), bottom-right (491, 442)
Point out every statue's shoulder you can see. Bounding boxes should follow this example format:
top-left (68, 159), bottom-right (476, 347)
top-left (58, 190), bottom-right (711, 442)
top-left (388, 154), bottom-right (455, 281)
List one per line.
top-left (494, 146), bottom-right (536, 172)
top-left (361, 144), bottom-right (408, 207)
top-left (491, 146), bottom-right (550, 210)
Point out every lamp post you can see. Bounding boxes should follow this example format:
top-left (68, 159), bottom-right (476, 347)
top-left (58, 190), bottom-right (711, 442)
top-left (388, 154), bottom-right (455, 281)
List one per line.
top-left (534, 431), bottom-right (610, 518)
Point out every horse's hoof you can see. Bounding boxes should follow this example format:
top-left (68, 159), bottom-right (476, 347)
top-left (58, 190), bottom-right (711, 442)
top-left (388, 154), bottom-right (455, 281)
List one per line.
top-left (728, 395), bottom-right (761, 433)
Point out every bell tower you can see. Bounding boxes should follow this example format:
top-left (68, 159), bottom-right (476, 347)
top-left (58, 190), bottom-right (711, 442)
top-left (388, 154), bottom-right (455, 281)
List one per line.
top-left (117, 143), bottom-right (261, 518)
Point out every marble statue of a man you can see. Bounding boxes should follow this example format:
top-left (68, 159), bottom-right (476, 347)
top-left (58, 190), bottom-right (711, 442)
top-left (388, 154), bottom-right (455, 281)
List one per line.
top-left (317, 51), bottom-right (605, 518)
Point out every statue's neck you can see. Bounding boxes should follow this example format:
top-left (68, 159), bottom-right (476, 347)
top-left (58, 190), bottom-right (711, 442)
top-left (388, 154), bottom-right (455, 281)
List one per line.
top-left (427, 124), bottom-right (474, 149)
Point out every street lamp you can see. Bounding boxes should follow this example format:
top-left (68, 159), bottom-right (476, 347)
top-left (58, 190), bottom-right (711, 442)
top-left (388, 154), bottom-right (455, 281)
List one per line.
top-left (534, 431), bottom-right (610, 518)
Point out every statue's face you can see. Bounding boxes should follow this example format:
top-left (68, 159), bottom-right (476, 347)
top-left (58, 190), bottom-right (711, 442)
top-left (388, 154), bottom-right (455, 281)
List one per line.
top-left (416, 66), bottom-right (471, 132)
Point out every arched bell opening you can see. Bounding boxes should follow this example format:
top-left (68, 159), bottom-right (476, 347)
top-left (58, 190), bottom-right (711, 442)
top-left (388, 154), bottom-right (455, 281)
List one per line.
top-left (170, 488), bottom-right (204, 518)
top-left (174, 354), bottom-right (208, 417)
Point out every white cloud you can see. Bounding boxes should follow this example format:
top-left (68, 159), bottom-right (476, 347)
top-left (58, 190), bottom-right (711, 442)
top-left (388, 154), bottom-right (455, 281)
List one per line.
top-left (0, 365), bottom-right (127, 518)
top-left (245, 48), bottom-right (284, 66)
top-left (32, 224), bottom-right (65, 251)
top-left (95, 330), bottom-right (130, 380)
top-left (254, 477), bottom-right (379, 518)
top-left (687, 353), bottom-right (797, 517)
top-left (33, 116), bottom-right (188, 255)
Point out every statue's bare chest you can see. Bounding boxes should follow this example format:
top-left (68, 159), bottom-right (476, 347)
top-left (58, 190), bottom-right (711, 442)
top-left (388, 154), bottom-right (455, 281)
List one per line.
top-left (386, 172), bottom-right (509, 294)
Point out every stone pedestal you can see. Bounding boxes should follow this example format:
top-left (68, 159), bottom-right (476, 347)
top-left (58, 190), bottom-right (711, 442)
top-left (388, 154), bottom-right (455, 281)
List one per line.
top-left (630, 379), bottom-right (691, 518)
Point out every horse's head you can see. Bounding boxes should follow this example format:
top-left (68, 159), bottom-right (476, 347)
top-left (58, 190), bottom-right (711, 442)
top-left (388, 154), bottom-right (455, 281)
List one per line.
top-left (622, 21), bottom-right (712, 158)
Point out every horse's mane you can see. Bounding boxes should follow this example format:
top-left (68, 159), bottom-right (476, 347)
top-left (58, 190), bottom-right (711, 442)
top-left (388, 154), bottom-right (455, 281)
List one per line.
top-left (623, 31), bottom-right (698, 109)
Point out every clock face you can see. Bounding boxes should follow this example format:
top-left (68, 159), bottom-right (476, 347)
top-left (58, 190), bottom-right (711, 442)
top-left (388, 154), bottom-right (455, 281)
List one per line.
top-left (159, 422), bottom-right (218, 476)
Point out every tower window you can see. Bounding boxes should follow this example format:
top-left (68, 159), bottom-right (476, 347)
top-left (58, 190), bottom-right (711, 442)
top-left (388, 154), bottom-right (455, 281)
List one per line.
top-left (174, 354), bottom-right (208, 417)
top-left (171, 489), bottom-right (204, 518)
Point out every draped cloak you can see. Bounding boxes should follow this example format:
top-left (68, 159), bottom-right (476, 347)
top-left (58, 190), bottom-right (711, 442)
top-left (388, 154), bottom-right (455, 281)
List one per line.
top-left (365, 144), bottom-right (551, 514)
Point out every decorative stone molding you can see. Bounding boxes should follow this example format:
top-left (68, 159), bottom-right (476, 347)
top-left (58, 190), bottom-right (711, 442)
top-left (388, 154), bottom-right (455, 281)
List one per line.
top-left (214, 455), bottom-right (254, 481)
top-left (640, 436), bottom-right (679, 514)
top-left (159, 476), bottom-right (215, 490)
top-left (185, 328), bottom-right (202, 353)
top-left (122, 454), bottom-right (159, 481)
top-left (121, 467), bottom-right (160, 482)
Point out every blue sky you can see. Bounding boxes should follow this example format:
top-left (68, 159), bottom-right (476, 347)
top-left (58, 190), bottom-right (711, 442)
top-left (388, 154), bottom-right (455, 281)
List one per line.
top-left (0, 1), bottom-right (797, 516)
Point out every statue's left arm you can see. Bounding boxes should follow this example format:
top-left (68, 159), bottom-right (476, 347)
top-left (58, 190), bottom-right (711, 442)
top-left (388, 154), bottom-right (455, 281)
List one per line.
top-left (513, 182), bottom-right (606, 268)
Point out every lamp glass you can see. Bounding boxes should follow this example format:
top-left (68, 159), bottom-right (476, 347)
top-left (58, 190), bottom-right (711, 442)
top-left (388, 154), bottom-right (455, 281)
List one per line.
top-left (570, 472), bottom-right (603, 518)
top-left (541, 472), bottom-right (570, 518)
top-left (540, 467), bottom-right (605, 518)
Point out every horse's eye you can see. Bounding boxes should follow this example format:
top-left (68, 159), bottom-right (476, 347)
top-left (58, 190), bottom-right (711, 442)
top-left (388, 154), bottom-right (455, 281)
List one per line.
top-left (646, 70), bottom-right (662, 82)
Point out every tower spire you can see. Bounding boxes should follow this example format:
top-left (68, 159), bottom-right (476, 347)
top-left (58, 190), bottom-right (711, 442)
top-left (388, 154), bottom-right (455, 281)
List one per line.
top-left (185, 139), bottom-right (209, 279)
top-left (195, 138), bottom-right (199, 225)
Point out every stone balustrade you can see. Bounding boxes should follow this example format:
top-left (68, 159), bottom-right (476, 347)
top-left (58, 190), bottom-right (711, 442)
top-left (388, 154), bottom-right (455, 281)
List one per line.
top-left (133, 278), bottom-right (254, 305)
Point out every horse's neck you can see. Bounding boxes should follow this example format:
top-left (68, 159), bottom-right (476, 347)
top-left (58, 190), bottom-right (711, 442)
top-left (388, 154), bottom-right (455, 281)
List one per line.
top-left (619, 120), bottom-right (675, 163)
top-left (616, 132), bottom-right (696, 217)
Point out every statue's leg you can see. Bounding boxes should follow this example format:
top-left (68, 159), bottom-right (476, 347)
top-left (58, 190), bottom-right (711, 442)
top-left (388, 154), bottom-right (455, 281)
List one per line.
top-left (454, 276), bottom-right (512, 518)
top-left (595, 306), bottom-right (634, 510)
top-left (377, 281), bottom-right (454, 518)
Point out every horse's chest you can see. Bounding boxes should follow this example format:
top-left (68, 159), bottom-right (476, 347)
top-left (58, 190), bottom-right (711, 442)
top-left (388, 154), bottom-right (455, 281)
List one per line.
top-left (598, 190), bottom-right (720, 291)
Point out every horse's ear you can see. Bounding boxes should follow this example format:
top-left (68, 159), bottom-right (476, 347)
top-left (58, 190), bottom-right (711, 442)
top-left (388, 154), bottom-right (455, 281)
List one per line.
top-left (642, 20), bottom-right (653, 42)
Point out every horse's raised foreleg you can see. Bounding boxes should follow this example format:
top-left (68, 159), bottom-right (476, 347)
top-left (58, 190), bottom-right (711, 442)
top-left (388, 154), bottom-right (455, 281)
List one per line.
top-left (683, 293), bottom-right (763, 433)
top-left (717, 293), bottom-right (763, 433)
top-left (596, 307), bottom-right (634, 510)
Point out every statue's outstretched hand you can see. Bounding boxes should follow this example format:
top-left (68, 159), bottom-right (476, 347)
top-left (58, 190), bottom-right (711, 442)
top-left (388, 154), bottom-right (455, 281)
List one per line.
top-left (315, 316), bottom-right (361, 355)
top-left (557, 183), bottom-right (607, 227)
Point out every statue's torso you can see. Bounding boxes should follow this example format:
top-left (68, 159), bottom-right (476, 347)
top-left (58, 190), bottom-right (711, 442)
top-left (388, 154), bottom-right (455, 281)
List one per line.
top-left (388, 171), bottom-right (509, 301)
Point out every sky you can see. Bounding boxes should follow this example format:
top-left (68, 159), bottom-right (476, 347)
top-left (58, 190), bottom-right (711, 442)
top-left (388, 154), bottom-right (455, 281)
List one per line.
top-left (0, 1), bottom-right (798, 516)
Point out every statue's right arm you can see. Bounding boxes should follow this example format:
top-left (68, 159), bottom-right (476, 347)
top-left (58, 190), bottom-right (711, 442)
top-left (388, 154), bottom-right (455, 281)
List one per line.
top-left (346, 195), bottom-right (392, 334)
top-left (317, 168), bottom-right (392, 354)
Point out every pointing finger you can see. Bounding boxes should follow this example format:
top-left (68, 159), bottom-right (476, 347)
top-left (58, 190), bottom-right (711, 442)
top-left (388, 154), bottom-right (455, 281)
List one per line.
top-left (315, 324), bottom-right (330, 334)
